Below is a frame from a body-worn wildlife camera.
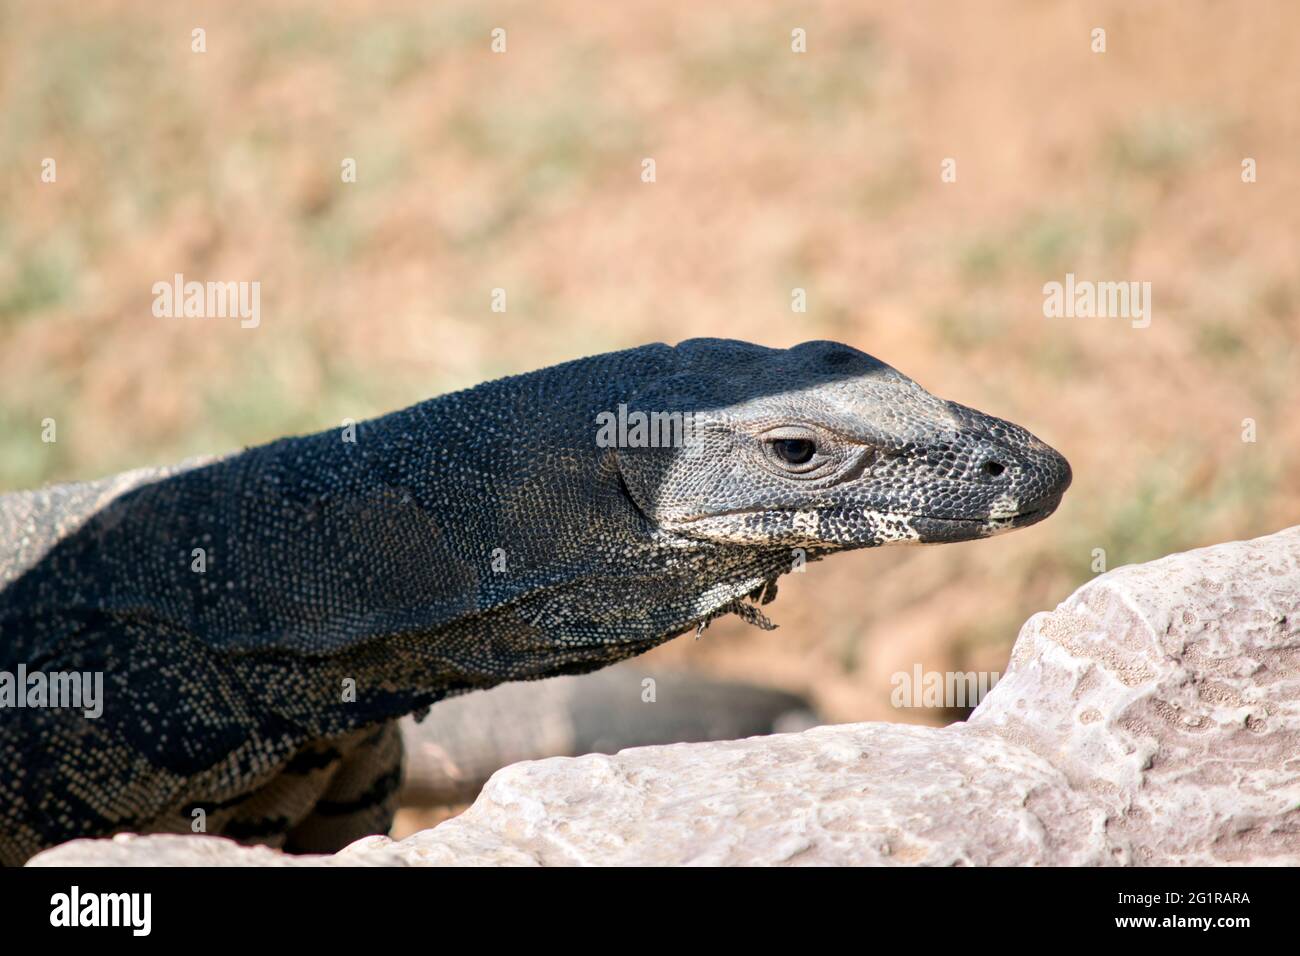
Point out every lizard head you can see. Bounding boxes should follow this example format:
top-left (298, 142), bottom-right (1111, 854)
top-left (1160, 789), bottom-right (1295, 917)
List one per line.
top-left (613, 339), bottom-right (1071, 552)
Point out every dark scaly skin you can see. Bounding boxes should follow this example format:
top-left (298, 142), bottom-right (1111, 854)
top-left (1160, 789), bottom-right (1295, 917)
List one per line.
top-left (0, 339), bottom-right (1071, 863)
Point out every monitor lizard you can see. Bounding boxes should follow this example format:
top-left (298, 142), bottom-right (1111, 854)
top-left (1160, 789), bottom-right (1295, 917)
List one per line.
top-left (0, 338), bottom-right (1071, 863)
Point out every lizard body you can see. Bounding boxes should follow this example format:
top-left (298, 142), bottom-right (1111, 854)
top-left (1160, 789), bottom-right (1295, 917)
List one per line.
top-left (0, 339), bottom-right (1070, 863)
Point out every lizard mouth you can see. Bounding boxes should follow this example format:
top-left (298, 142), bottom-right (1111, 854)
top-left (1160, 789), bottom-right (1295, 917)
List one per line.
top-left (671, 499), bottom-right (1059, 545)
top-left (910, 497), bottom-right (1061, 542)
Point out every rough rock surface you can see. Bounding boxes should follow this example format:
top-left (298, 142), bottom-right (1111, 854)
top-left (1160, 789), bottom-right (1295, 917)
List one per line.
top-left (30, 526), bottom-right (1300, 866)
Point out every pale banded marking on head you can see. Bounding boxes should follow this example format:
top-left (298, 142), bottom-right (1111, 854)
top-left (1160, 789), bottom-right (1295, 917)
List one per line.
top-left (791, 510), bottom-right (819, 536)
top-left (987, 494), bottom-right (1020, 520)
top-left (861, 510), bottom-right (921, 544)
top-left (981, 493), bottom-right (1022, 537)
top-left (676, 507), bottom-right (921, 546)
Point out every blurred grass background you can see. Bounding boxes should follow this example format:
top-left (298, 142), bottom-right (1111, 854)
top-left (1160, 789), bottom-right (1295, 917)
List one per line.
top-left (1, 0), bottom-right (1297, 725)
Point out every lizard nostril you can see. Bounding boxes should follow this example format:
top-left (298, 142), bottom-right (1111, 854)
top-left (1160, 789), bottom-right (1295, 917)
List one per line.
top-left (981, 459), bottom-right (1006, 478)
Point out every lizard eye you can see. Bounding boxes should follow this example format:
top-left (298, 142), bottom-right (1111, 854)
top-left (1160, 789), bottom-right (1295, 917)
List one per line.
top-left (771, 438), bottom-right (815, 465)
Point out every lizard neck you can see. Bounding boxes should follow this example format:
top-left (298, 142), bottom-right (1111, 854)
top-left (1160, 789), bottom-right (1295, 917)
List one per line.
top-left (1, 346), bottom-right (696, 735)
